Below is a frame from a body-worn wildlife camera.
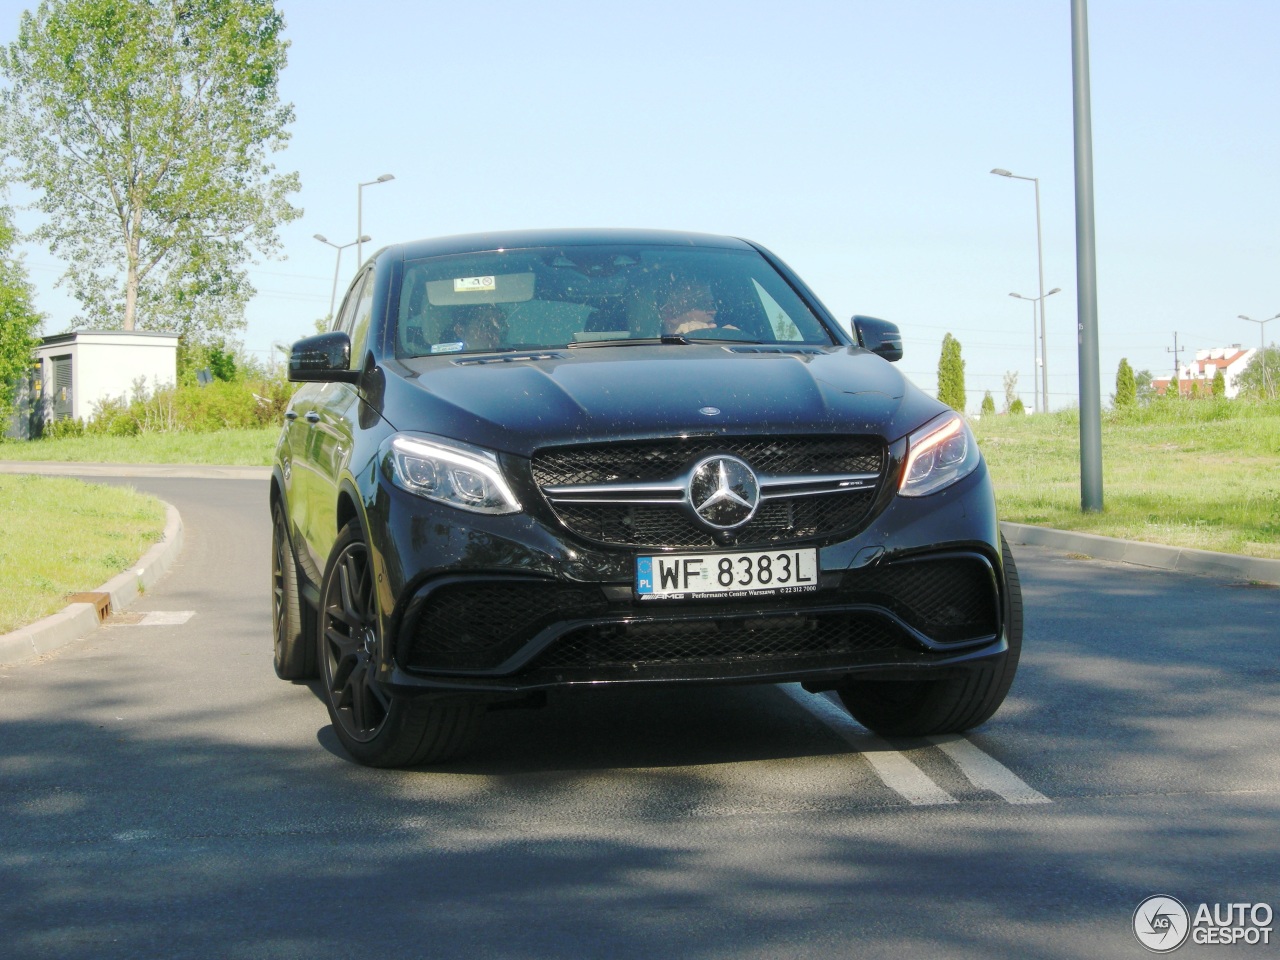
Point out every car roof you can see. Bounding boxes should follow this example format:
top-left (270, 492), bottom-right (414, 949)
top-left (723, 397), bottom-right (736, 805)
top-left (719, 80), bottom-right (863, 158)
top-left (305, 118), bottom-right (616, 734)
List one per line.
top-left (381, 228), bottom-right (756, 263)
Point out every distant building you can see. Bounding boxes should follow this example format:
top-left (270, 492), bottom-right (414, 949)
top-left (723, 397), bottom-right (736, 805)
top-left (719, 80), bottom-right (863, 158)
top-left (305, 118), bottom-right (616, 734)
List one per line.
top-left (6, 330), bottom-right (179, 439)
top-left (1154, 345), bottom-right (1255, 398)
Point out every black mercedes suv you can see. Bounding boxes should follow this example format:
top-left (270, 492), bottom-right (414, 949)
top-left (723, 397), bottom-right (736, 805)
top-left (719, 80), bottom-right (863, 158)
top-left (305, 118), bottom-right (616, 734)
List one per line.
top-left (271, 229), bottom-right (1022, 767)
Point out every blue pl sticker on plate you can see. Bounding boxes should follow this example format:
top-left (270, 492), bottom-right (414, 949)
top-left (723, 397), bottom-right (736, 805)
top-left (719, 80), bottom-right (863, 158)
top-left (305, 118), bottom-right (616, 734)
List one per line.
top-left (636, 556), bottom-right (653, 594)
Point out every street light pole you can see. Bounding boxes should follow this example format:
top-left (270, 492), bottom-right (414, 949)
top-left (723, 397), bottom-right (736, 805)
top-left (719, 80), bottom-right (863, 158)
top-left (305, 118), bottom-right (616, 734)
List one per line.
top-left (1238, 312), bottom-right (1279, 400)
top-left (357, 174), bottom-right (395, 266)
top-left (992, 168), bottom-right (1050, 412)
top-left (1010, 287), bottom-right (1061, 414)
top-left (314, 233), bottom-right (370, 320)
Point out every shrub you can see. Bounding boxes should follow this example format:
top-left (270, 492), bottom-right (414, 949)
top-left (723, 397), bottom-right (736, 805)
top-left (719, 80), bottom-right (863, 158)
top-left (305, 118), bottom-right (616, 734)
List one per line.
top-left (48, 374), bottom-right (296, 437)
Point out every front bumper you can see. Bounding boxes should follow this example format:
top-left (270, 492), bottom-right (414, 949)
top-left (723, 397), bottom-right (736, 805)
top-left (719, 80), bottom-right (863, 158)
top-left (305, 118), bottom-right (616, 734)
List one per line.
top-left (368, 460), bottom-right (1009, 697)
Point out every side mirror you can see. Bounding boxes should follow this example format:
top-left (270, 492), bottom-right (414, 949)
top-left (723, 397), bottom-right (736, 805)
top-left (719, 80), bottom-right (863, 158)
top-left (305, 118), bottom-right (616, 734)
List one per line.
top-left (852, 315), bottom-right (903, 363)
top-left (289, 332), bottom-right (360, 383)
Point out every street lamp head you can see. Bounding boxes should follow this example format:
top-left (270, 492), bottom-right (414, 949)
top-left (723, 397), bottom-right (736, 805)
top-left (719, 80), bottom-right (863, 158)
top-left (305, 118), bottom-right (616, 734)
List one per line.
top-left (359, 234), bottom-right (372, 243)
top-left (1009, 292), bottom-right (1026, 300)
top-left (376, 174), bottom-right (395, 183)
top-left (314, 233), bottom-right (329, 243)
top-left (1047, 287), bottom-right (1062, 296)
top-left (991, 168), bottom-right (1013, 177)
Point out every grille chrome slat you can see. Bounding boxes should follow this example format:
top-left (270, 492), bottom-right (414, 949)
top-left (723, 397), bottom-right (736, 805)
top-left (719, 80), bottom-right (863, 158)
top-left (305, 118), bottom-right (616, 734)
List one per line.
top-left (532, 436), bottom-right (886, 549)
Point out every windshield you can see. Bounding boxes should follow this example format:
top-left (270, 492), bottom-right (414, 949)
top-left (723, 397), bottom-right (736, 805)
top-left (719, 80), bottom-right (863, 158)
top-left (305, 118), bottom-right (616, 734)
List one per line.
top-left (393, 244), bottom-right (836, 357)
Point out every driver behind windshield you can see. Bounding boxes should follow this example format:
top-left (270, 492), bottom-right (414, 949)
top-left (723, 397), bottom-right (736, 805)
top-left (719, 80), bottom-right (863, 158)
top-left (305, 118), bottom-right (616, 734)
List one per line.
top-left (659, 278), bottom-right (737, 337)
top-left (441, 303), bottom-right (508, 350)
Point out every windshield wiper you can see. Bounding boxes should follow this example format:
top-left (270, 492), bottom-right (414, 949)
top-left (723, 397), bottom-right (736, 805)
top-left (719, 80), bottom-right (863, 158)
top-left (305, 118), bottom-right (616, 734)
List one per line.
top-left (568, 335), bottom-right (767, 349)
top-left (568, 337), bottom-right (670, 349)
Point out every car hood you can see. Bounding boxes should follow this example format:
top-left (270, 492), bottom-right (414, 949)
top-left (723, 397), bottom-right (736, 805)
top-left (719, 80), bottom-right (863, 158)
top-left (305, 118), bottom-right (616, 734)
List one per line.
top-left (384, 345), bottom-right (943, 456)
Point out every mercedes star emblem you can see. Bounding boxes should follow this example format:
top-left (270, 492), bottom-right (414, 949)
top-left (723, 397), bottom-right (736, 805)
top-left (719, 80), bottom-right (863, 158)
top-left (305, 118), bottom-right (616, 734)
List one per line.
top-left (689, 456), bottom-right (760, 529)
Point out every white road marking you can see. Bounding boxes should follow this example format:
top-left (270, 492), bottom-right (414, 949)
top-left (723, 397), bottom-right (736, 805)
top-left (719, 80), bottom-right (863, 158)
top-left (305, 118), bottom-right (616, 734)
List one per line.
top-left (928, 735), bottom-right (1052, 805)
top-left (778, 684), bottom-right (957, 806)
top-left (137, 611), bottom-right (195, 626)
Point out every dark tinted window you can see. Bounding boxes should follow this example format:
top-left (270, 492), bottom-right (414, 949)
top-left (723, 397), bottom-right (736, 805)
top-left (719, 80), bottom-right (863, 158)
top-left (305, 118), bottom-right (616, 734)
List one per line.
top-left (394, 245), bottom-right (833, 356)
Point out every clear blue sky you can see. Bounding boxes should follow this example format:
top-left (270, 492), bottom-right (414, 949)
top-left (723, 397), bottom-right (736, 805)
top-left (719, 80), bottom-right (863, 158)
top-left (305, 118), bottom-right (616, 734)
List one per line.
top-left (4, 0), bottom-right (1278, 411)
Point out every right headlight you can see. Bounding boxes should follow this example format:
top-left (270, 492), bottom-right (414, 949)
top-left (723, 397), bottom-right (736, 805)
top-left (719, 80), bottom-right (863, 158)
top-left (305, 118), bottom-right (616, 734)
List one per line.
top-left (898, 411), bottom-right (981, 497)
top-left (384, 433), bottom-right (521, 514)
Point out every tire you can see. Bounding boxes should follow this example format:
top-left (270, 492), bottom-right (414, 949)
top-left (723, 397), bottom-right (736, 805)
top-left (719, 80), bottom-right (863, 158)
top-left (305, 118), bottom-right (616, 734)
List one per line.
top-left (272, 501), bottom-right (316, 680)
top-left (837, 535), bottom-right (1024, 737)
top-left (318, 521), bottom-right (482, 767)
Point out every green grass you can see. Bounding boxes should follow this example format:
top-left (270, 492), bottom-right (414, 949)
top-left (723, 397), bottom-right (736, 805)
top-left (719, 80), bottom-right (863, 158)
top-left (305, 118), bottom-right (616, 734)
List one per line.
top-left (0, 475), bottom-right (167, 635)
top-left (975, 399), bottom-right (1280, 559)
top-left (0, 426), bottom-right (278, 466)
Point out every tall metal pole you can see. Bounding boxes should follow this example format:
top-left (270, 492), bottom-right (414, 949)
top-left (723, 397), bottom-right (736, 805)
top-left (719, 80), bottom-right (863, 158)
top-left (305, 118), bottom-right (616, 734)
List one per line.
top-left (1072, 0), bottom-right (1103, 512)
top-left (1029, 299), bottom-right (1038, 411)
top-left (991, 168), bottom-right (1052, 410)
top-left (1239, 314), bottom-right (1278, 400)
top-left (1033, 177), bottom-right (1048, 413)
top-left (314, 234), bottom-right (369, 321)
top-left (329, 247), bottom-right (343, 320)
top-left (357, 174), bottom-right (395, 266)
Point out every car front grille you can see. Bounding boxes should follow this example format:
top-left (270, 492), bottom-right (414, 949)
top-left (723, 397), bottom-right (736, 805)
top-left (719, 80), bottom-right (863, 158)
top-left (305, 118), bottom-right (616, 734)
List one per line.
top-left (530, 435), bottom-right (887, 549)
top-left (842, 555), bottom-right (998, 645)
top-left (401, 580), bottom-right (608, 671)
top-left (530, 613), bottom-right (904, 673)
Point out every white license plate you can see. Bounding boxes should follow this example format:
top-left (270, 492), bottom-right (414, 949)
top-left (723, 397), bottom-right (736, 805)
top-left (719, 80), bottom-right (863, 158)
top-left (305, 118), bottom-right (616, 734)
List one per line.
top-left (635, 548), bottom-right (819, 600)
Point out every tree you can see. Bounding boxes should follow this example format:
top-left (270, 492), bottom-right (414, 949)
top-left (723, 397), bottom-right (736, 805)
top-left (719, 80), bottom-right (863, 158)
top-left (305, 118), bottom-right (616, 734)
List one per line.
top-left (1211, 368), bottom-right (1225, 398)
top-left (1009, 397), bottom-right (1025, 415)
top-left (1234, 345), bottom-right (1279, 400)
top-left (1114, 358), bottom-right (1136, 410)
top-left (937, 333), bottom-right (966, 412)
top-left (0, 0), bottom-right (301, 340)
top-left (1135, 369), bottom-right (1155, 406)
top-left (1002, 370), bottom-right (1019, 414)
top-left (980, 390), bottom-right (995, 417)
top-left (0, 205), bottom-right (43, 431)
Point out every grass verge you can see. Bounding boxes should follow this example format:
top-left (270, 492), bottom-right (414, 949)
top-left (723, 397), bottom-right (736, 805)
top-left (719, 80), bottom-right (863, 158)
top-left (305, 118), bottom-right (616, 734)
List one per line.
top-left (0, 475), bottom-right (167, 635)
top-left (0, 427), bottom-right (278, 466)
top-left (975, 400), bottom-right (1280, 560)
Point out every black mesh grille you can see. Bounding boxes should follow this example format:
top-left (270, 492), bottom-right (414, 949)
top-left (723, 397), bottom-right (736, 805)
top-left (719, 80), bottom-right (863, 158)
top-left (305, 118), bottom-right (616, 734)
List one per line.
top-left (552, 492), bottom-right (874, 550)
top-left (531, 436), bottom-right (886, 549)
top-left (403, 581), bottom-right (608, 671)
top-left (531, 613), bottom-right (904, 672)
top-left (532, 436), bottom-right (883, 487)
top-left (840, 556), bottom-right (997, 643)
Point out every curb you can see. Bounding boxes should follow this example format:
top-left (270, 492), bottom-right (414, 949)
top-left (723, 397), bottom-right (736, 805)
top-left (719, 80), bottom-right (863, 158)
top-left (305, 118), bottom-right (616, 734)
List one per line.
top-left (1001, 522), bottom-right (1280, 585)
top-left (0, 461), bottom-right (269, 480)
top-left (0, 499), bottom-right (184, 666)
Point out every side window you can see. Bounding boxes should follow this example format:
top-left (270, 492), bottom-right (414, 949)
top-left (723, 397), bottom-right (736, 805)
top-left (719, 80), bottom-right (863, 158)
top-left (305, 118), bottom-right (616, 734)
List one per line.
top-left (752, 280), bottom-right (804, 342)
top-left (335, 272), bottom-right (366, 337)
top-left (348, 271), bottom-right (377, 367)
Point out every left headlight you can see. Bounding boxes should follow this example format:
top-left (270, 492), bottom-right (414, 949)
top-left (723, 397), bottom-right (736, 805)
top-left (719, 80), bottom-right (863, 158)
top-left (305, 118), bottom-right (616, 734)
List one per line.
top-left (385, 433), bottom-right (521, 514)
top-left (898, 411), bottom-right (981, 497)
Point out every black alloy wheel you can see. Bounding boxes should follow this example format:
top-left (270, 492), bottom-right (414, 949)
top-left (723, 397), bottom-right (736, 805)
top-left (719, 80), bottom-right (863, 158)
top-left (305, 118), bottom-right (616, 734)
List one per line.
top-left (319, 522), bottom-right (483, 767)
top-left (272, 501), bottom-right (315, 679)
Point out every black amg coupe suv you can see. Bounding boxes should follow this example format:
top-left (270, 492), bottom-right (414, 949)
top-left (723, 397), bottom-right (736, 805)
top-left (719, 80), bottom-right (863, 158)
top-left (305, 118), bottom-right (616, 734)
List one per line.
top-left (271, 229), bottom-right (1022, 767)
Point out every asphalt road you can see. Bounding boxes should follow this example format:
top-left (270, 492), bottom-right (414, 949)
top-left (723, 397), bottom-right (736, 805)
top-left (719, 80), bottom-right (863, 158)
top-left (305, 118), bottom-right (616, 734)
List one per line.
top-left (1, 476), bottom-right (1277, 959)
